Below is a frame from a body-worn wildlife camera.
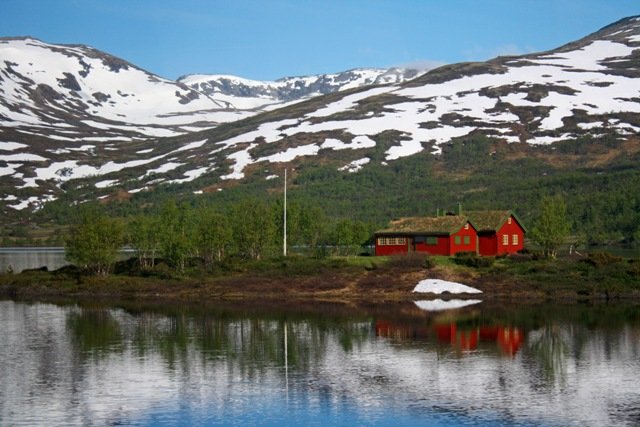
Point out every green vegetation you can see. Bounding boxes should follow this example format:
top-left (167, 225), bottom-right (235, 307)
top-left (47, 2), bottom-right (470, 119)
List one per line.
top-left (64, 206), bottom-right (124, 275)
top-left (531, 195), bottom-right (571, 258)
top-left (487, 252), bottom-right (640, 300)
top-left (4, 134), bottom-right (640, 253)
top-left (62, 199), bottom-right (372, 276)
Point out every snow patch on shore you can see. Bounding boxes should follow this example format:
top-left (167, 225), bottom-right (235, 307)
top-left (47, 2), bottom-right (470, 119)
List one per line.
top-left (413, 279), bottom-right (482, 294)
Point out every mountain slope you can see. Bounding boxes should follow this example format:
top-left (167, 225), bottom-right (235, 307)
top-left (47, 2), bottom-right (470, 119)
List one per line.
top-left (178, 68), bottom-right (422, 111)
top-left (194, 15), bottom-right (639, 183)
top-left (0, 37), bottom-right (245, 138)
top-left (1, 17), bottom-right (640, 219)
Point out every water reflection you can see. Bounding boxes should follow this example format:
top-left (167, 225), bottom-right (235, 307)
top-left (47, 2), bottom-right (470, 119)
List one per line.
top-left (1, 299), bottom-right (639, 426)
top-left (0, 247), bottom-right (67, 273)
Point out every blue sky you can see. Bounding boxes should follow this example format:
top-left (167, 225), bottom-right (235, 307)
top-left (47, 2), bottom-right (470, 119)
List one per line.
top-left (1, 0), bottom-right (638, 80)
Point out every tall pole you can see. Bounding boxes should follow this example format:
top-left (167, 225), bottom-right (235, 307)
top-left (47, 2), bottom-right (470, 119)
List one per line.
top-left (283, 168), bottom-right (287, 257)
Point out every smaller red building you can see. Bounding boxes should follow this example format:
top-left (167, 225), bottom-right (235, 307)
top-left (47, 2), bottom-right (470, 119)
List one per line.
top-left (465, 210), bottom-right (527, 256)
top-left (374, 215), bottom-right (478, 256)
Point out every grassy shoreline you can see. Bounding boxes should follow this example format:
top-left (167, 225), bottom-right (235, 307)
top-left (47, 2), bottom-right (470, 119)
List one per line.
top-left (1, 253), bottom-right (639, 303)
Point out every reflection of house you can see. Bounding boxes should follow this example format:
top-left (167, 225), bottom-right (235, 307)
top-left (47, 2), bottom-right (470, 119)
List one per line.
top-left (376, 320), bottom-right (524, 356)
top-left (373, 210), bottom-right (526, 257)
top-left (479, 326), bottom-right (524, 356)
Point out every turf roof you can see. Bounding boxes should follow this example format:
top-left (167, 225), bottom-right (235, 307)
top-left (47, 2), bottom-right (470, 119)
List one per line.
top-left (465, 210), bottom-right (527, 232)
top-left (376, 215), bottom-right (469, 235)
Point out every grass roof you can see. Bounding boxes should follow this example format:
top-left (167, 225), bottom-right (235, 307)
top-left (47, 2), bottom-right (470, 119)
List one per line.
top-left (464, 210), bottom-right (511, 232)
top-left (465, 210), bottom-right (527, 232)
top-left (376, 215), bottom-right (468, 235)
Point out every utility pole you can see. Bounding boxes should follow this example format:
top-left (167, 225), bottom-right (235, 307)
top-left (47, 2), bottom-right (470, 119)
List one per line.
top-left (283, 168), bottom-right (287, 257)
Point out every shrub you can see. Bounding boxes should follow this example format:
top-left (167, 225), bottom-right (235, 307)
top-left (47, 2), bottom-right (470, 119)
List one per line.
top-left (423, 256), bottom-right (436, 270)
top-left (387, 253), bottom-right (432, 269)
top-left (453, 251), bottom-right (495, 268)
top-left (627, 259), bottom-right (640, 277)
top-left (582, 252), bottom-right (624, 268)
top-left (65, 206), bottom-right (124, 276)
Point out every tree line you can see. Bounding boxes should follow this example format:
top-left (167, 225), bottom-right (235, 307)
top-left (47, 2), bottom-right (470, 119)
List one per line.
top-left (65, 199), bottom-right (372, 275)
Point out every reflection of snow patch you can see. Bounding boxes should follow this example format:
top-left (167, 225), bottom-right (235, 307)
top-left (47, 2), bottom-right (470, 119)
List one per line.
top-left (414, 299), bottom-right (482, 312)
top-left (413, 279), bottom-right (482, 294)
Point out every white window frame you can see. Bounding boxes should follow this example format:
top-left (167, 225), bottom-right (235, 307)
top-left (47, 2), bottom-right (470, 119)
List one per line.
top-left (378, 237), bottom-right (407, 246)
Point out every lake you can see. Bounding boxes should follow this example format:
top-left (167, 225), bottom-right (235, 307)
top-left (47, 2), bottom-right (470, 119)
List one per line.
top-left (1, 299), bottom-right (638, 426)
top-left (0, 247), bottom-right (68, 273)
top-left (0, 247), bottom-right (136, 273)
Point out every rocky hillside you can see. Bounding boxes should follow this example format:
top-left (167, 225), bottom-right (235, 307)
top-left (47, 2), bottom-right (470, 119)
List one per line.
top-left (179, 68), bottom-right (422, 111)
top-left (1, 17), bottom-right (639, 217)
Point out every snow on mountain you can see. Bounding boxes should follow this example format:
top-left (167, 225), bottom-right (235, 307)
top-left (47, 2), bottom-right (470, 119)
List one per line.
top-left (0, 38), bottom-right (249, 139)
top-left (1, 16), bottom-right (639, 214)
top-left (197, 16), bottom-right (640, 180)
top-left (0, 37), bottom-right (422, 212)
top-left (178, 68), bottom-right (422, 111)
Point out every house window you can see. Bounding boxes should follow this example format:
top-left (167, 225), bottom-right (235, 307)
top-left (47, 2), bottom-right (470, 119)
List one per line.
top-left (502, 234), bottom-right (509, 246)
top-left (464, 223), bottom-right (469, 230)
top-left (454, 236), bottom-right (461, 245)
top-left (508, 217), bottom-right (512, 225)
top-left (512, 234), bottom-right (518, 245)
top-left (378, 237), bottom-right (406, 246)
top-left (464, 236), bottom-right (470, 245)
top-left (426, 236), bottom-right (438, 245)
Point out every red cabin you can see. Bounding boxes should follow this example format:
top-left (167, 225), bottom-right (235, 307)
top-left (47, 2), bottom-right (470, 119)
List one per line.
top-left (374, 210), bottom-right (526, 257)
top-left (374, 215), bottom-right (478, 256)
top-left (465, 210), bottom-right (527, 256)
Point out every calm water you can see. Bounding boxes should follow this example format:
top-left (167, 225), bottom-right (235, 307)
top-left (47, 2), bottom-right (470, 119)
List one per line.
top-left (0, 247), bottom-right (68, 273)
top-left (0, 247), bottom-right (137, 273)
top-left (1, 299), bottom-right (639, 426)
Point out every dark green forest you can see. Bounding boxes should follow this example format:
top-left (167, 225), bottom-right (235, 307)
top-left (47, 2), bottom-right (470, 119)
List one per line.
top-left (6, 134), bottom-right (640, 248)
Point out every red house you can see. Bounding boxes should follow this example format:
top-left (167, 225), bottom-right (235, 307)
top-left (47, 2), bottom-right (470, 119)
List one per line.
top-left (374, 215), bottom-right (478, 256)
top-left (374, 210), bottom-right (526, 257)
top-left (465, 210), bottom-right (527, 256)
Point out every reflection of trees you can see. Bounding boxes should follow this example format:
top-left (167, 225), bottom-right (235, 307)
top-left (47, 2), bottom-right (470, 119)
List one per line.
top-left (62, 302), bottom-right (639, 391)
top-left (62, 305), bottom-right (376, 376)
top-left (66, 309), bottom-right (123, 358)
top-left (527, 325), bottom-right (569, 384)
